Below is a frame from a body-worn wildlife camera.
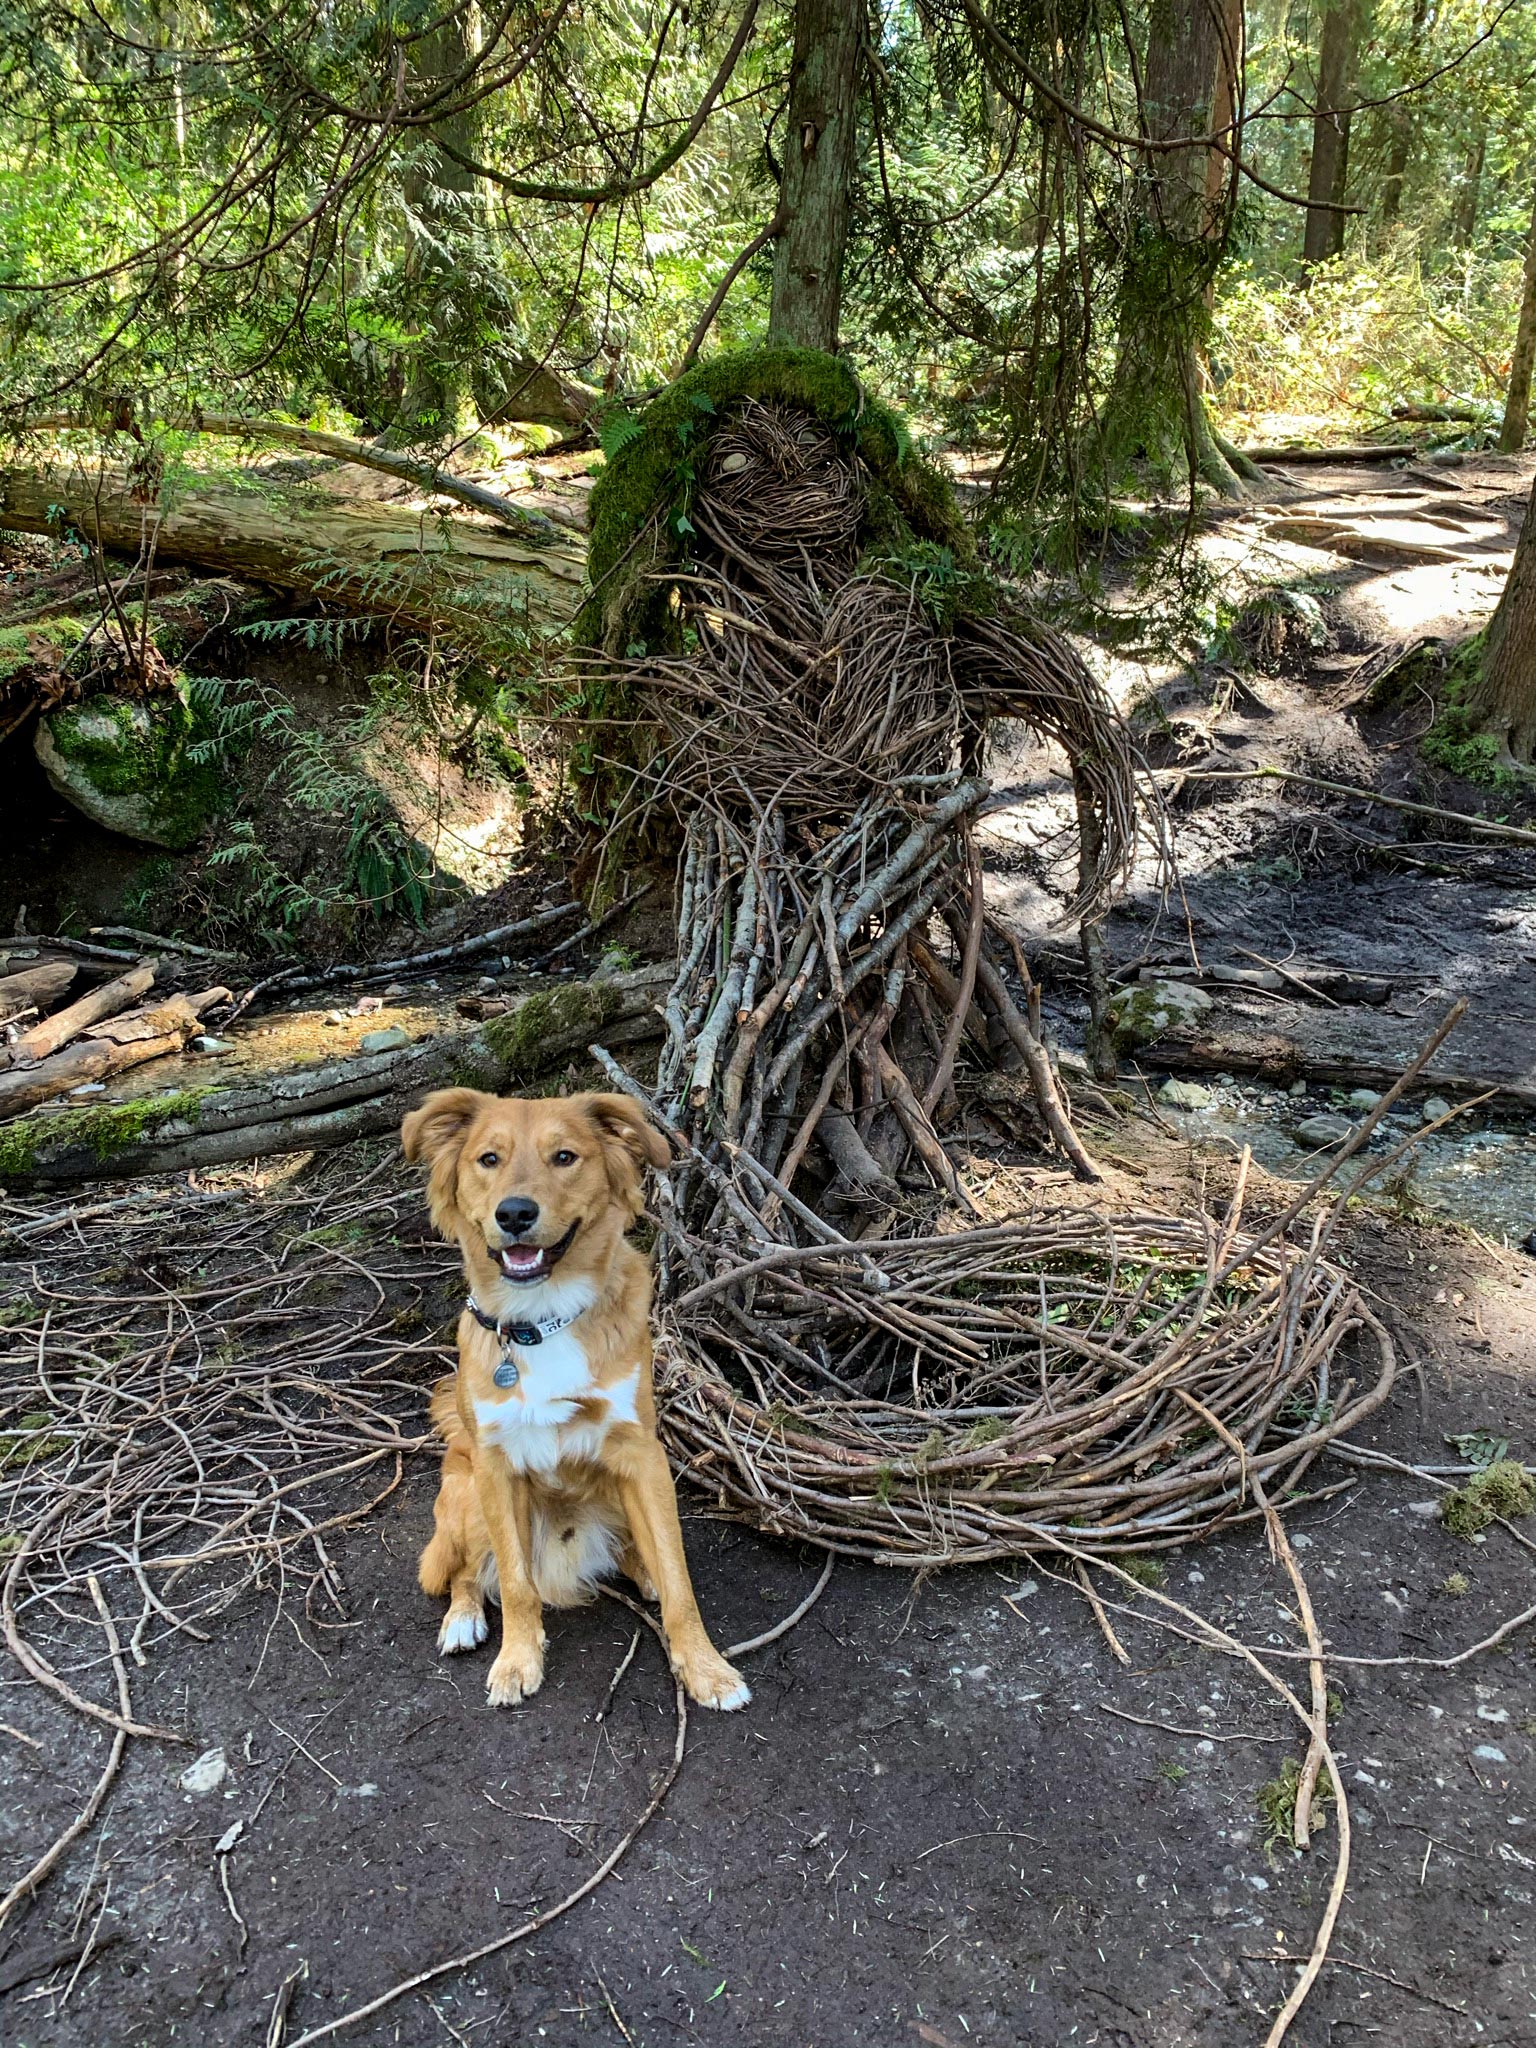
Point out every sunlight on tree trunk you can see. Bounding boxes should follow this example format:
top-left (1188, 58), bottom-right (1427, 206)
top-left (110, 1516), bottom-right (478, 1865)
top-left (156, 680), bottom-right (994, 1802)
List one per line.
top-left (1451, 126), bottom-right (1486, 248)
top-left (1498, 182), bottom-right (1536, 455)
top-left (767, 0), bottom-right (865, 351)
top-left (1303, 0), bottom-right (1360, 273)
top-left (1466, 480), bottom-right (1536, 763)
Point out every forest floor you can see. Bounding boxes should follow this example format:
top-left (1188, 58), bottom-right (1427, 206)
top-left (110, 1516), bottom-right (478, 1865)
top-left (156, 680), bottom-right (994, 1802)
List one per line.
top-left (3, 451), bottom-right (1536, 2047)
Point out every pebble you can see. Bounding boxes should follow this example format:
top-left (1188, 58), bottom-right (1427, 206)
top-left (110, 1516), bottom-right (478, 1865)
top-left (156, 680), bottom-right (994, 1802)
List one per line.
top-left (323, 1009), bottom-right (347, 1026)
top-left (355, 995), bottom-right (384, 1014)
top-left (359, 1025), bottom-right (411, 1054)
top-left (382, 983), bottom-right (407, 998)
top-left (1346, 1089), bottom-right (1381, 1110)
top-left (179, 1747), bottom-right (230, 1794)
top-left (1422, 1096), bottom-right (1452, 1123)
top-left (1294, 1113), bottom-right (1353, 1148)
top-left (1475, 1744), bottom-right (1508, 1763)
top-left (191, 1036), bottom-right (234, 1055)
top-left (1287, 1080), bottom-right (1308, 1098)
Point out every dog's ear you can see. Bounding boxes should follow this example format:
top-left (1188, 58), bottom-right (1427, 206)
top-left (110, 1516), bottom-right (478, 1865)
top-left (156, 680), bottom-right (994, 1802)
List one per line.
top-left (401, 1088), bottom-right (487, 1238)
top-left (575, 1092), bottom-right (671, 1214)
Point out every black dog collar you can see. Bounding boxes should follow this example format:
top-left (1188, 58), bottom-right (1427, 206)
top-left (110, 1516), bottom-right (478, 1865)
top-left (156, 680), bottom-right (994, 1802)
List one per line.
top-left (466, 1296), bottom-right (584, 1388)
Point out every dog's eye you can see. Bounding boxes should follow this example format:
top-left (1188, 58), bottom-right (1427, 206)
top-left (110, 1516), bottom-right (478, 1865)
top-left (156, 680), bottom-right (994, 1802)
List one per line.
top-left (551, 1148), bottom-right (578, 1167)
top-left (477, 1151), bottom-right (500, 1168)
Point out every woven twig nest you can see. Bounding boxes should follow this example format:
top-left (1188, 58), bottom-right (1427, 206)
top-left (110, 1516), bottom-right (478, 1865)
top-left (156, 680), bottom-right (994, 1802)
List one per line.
top-left (657, 1210), bottom-right (1394, 1564)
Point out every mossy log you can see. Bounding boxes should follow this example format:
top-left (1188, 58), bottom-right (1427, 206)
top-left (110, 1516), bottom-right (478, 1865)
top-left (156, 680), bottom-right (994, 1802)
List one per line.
top-left (0, 457), bottom-right (587, 641)
top-left (0, 969), bottom-right (666, 1184)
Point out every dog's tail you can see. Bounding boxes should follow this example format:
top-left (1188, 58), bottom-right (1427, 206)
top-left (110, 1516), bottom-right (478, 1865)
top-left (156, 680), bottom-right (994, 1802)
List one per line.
top-left (418, 1373), bottom-right (477, 1598)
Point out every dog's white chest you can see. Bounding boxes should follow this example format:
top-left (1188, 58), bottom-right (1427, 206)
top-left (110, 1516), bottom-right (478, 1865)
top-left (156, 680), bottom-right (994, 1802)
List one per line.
top-left (473, 1334), bottom-right (639, 1475)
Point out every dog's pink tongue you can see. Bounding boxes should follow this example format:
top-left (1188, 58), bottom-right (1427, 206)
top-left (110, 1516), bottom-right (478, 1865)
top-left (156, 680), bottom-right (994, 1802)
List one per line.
top-left (501, 1245), bottom-right (544, 1277)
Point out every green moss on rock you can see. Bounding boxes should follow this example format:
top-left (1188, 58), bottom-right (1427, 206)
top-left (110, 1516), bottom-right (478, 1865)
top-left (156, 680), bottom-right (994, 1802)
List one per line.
top-left (0, 1089), bottom-right (212, 1180)
top-left (35, 687), bottom-right (220, 849)
top-left (482, 983), bottom-right (623, 1083)
top-left (0, 617), bottom-right (87, 688)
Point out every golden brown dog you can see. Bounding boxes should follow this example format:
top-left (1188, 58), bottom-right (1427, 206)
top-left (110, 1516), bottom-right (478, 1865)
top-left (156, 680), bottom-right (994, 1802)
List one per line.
top-left (401, 1086), bottom-right (749, 1712)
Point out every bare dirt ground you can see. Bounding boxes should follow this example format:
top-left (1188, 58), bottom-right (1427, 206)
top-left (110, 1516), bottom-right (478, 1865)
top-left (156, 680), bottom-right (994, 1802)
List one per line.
top-left (4, 453), bottom-right (1536, 2047)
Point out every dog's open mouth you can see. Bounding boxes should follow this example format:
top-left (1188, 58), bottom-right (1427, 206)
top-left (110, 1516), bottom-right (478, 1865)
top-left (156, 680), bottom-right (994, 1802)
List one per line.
top-left (494, 1218), bottom-right (580, 1283)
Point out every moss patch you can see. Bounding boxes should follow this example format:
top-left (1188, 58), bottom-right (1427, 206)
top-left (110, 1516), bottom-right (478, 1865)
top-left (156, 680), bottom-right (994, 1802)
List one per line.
top-left (1440, 1459), bottom-right (1536, 1538)
top-left (578, 344), bottom-right (973, 655)
top-left (38, 687), bottom-right (221, 848)
top-left (482, 983), bottom-right (624, 1084)
top-left (0, 1088), bottom-right (212, 1180)
top-left (0, 616), bottom-right (87, 689)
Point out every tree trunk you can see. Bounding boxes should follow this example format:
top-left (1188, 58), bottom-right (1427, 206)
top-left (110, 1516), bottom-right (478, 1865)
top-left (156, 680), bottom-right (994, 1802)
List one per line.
top-left (1498, 180), bottom-right (1536, 455)
top-left (1099, 0), bottom-right (1252, 497)
top-left (0, 458), bottom-right (587, 639)
top-left (1378, 0), bottom-right (1426, 228)
top-left (399, 13), bottom-right (490, 442)
top-left (767, 0), bottom-right (865, 350)
top-left (1466, 480), bottom-right (1536, 762)
top-left (1303, 1), bottom-right (1357, 271)
top-left (1450, 129), bottom-right (1486, 247)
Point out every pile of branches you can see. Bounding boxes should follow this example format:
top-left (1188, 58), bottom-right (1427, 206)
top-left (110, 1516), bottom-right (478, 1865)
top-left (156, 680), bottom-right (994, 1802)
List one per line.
top-left (582, 392), bottom-right (1141, 1265)
top-left (574, 359), bottom-right (1399, 1564)
top-left (657, 1206), bottom-right (1394, 1565)
top-left (0, 1158), bottom-right (442, 1922)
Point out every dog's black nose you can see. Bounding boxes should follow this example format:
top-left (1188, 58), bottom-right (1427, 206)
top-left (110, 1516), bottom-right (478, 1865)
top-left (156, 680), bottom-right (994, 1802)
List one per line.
top-left (495, 1195), bottom-right (540, 1236)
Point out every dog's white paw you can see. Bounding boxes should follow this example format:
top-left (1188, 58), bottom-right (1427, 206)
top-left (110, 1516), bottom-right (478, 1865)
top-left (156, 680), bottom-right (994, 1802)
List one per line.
top-left (486, 1640), bottom-right (545, 1707)
top-left (677, 1651), bottom-right (752, 1712)
top-left (438, 1606), bottom-right (488, 1656)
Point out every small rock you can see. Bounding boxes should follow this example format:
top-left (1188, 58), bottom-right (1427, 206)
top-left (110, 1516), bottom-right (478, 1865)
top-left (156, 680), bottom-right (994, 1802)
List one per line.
top-left (1422, 1097), bottom-right (1452, 1123)
top-left (1158, 1079), bottom-right (1213, 1110)
top-left (1475, 1744), bottom-right (1508, 1763)
top-left (382, 983), bottom-right (407, 998)
top-left (336, 1782), bottom-right (381, 1799)
top-left (180, 1747), bottom-right (229, 1794)
top-left (359, 1025), bottom-right (410, 1054)
top-left (1523, 1231), bottom-right (1536, 1258)
top-left (1346, 1090), bottom-right (1381, 1111)
top-left (1287, 1080), bottom-right (1308, 1098)
top-left (323, 1009), bottom-right (348, 1026)
top-left (67, 1082), bottom-right (107, 1096)
top-left (1295, 1113), bottom-right (1353, 1149)
top-left (191, 1036), bottom-right (234, 1055)
top-left (355, 995), bottom-right (385, 1014)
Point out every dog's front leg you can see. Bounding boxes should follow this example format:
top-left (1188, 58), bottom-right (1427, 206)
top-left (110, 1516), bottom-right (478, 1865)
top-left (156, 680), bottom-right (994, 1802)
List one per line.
top-left (619, 1442), bottom-right (750, 1711)
top-left (475, 1449), bottom-right (546, 1706)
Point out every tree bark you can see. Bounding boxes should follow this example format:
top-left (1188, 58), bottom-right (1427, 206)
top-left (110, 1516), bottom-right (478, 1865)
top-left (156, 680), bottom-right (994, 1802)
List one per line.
top-left (0, 458), bottom-right (587, 639)
top-left (767, 0), bottom-right (865, 350)
top-left (1378, 0), bottom-right (1426, 228)
top-left (399, 12), bottom-right (490, 442)
top-left (1100, 0), bottom-right (1251, 496)
top-left (1303, 1), bottom-right (1358, 271)
top-left (1466, 479), bottom-right (1536, 762)
top-left (1498, 180), bottom-right (1536, 455)
top-left (1451, 127), bottom-right (1486, 247)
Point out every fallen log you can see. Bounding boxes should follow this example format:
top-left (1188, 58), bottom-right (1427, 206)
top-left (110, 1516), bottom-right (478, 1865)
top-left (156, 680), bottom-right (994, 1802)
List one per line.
top-left (5, 963), bottom-right (157, 1067)
top-left (1145, 1022), bottom-right (1536, 1114)
top-left (0, 457), bottom-right (587, 641)
top-left (0, 961), bottom-right (77, 1021)
top-left (0, 991), bottom-right (227, 1117)
top-left (1238, 443), bottom-right (1426, 465)
top-left (0, 969), bottom-right (668, 1183)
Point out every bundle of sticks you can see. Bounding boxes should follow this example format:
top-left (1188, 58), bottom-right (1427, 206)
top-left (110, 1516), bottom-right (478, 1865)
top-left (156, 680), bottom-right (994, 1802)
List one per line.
top-left (584, 399), bottom-right (1141, 1280)
top-left (0, 946), bottom-right (229, 1121)
top-left (655, 1206), bottom-right (1394, 1564)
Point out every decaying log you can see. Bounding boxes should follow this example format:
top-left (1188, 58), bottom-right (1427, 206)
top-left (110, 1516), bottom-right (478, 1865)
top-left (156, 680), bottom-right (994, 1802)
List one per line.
top-left (5, 964), bottom-right (157, 1066)
top-left (0, 969), bottom-right (667, 1183)
top-left (0, 961), bottom-right (77, 1022)
top-left (0, 991), bottom-right (227, 1117)
top-left (1148, 1022), bottom-right (1536, 1113)
top-left (0, 458), bottom-right (586, 639)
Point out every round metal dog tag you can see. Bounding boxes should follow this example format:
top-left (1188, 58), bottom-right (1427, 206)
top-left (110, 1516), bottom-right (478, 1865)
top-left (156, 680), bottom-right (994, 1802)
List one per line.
top-left (493, 1357), bottom-right (520, 1389)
